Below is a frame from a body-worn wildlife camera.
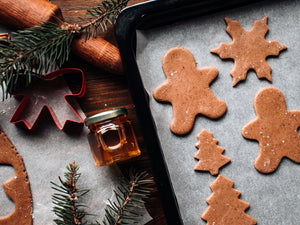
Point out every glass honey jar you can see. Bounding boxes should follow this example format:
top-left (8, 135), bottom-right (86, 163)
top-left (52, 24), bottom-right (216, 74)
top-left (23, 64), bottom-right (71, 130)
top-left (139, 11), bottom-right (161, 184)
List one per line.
top-left (85, 107), bottom-right (141, 166)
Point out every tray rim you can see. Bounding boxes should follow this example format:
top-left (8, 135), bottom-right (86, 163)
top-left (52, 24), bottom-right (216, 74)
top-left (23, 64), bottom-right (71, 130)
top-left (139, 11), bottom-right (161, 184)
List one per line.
top-left (115, 0), bottom-right (264, 224)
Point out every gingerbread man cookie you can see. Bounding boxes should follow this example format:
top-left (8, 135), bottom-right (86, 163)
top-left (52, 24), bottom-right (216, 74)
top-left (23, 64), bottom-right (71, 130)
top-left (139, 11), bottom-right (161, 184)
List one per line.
top-left (242, 87), bottom-right (300, 173)
top-left (153, 46), bottom-right (227, 135)
top-left (211, 17), bottom-right (286, 86)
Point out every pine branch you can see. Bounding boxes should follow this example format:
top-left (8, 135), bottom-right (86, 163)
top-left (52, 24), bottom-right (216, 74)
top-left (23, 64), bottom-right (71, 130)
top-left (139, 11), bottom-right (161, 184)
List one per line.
top-left (51, 161), bottom-right (95, 225)
top-left (102, 169), bottom-right (153, 225)
top-left (51, 162), bottom-right (153, 225)
top-left (0, 20), bottom-right (75, 98)
top-left (79, 0), bottom-right (130, 40)
top-left (0, 0), bottom-right (129, 98)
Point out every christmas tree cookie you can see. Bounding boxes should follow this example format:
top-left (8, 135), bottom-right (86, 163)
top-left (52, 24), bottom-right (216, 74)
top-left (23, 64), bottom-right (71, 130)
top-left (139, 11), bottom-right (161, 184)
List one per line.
top-left (194, 129), bottom-right (230, 175)
top-left (242, 87), bottom-right (300, 173)
top-left (211, 17), bottom-right (286, 86)
top-left (153, 46), bottom-right (227, 135)
top-left (201, 175), bottom-right (256, 225)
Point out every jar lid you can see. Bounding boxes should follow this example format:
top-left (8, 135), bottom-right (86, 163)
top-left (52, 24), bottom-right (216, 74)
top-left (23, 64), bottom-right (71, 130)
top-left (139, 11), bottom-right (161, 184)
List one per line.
top-left (84, 107), bottom-right (127, 126)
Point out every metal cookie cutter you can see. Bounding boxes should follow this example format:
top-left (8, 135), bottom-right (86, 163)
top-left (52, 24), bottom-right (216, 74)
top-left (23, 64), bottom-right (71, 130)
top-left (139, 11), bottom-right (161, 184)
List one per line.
top-left (10, 68), bottom-right (86, 130)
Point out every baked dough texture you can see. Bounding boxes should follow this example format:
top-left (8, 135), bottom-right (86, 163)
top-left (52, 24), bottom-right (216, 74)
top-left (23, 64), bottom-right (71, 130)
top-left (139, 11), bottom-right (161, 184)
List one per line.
top-left (211, 17), bottom-right (286, 86)
top-left (153, 46), bottom-right (227, 135)
top-left (242, 87), bottom-right (300, 173)
top-left (201, 175), bottom-right (257, 225)
top-left (0, 128), bottom-right (32, 224)
top-left (194, 129), bottom-right (230, 175)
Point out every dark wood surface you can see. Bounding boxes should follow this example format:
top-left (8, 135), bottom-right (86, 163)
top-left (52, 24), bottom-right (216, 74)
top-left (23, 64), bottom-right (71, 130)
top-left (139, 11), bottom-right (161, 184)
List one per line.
top-left (50, 0), bottom-right (168, 224)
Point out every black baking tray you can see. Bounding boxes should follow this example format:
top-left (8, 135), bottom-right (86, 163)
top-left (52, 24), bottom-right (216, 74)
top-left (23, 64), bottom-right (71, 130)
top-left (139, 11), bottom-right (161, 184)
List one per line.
top-left (115, 0), bottom-right (265, 224)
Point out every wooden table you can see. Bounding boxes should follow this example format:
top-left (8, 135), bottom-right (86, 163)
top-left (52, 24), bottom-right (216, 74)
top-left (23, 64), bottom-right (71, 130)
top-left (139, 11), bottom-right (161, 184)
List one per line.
top-left (50, 0), bottom-right (167, 224)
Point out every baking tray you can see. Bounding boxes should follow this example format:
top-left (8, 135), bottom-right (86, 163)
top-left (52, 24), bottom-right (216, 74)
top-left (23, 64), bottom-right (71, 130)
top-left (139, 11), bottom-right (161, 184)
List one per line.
top-left (115, 0), bottom-right (300, 224)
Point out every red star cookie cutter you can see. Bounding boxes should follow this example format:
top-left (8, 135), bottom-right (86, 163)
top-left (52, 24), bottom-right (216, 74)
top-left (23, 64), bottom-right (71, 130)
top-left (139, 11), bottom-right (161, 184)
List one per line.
top-left (10, 68), bottom-right (86, 130)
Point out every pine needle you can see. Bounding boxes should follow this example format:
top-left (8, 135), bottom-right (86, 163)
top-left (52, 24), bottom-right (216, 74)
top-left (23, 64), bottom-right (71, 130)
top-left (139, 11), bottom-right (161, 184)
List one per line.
top-left (51, 161), bottom-right (95, 225)
top-left (80, 0), bottom-right (129, 40)
top-left (102, 169), bottom-right (153, 225)
top-left (51, 162), bottom-right (153, 225)
top-left (0, 0), bottom-right (129, 99)
top-left (0, 21), bottom-right (74, 98)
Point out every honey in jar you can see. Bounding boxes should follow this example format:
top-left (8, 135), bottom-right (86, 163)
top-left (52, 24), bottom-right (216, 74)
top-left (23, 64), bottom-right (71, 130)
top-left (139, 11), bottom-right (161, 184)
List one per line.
top-left (85, 107), bottom-right (141, 166)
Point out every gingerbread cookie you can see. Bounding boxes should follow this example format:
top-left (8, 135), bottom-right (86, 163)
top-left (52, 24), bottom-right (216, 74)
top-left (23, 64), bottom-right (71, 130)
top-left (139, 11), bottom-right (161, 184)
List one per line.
top-left (153, 46), bottom-right (227, 135)
top-left (242, 87), bottom-right (300, 173)
top-left (201, 175), bottom-right (257, 225)
top-left (194, 129), bottom-right (230, 175)
top-left (0, 128), bottom-right (32, 224)
top-left (211, 17), bottom-right (286, 86)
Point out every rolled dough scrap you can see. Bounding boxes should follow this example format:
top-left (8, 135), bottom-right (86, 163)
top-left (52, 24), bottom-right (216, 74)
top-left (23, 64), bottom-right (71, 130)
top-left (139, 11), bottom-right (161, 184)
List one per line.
top-left (0, 127), bottom-right (32, 225)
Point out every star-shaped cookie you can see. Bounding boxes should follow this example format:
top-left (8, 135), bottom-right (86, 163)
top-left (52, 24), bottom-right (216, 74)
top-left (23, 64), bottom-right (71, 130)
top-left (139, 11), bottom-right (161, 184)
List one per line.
top-left (211, 17), bottom-right (287, 86)
top-left (242, 87), bottom-right (300, 173)
top-left (153, 46), bottom-right (227, 135)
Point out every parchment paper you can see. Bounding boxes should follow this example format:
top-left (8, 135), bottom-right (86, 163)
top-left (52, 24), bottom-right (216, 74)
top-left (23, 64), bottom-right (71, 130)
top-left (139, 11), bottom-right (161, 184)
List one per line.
top-left (136, 0), bottom-right (300, 224)
top-left (0, 26), bottom-right (152, 224)
top-left (0, 95), bottom-right (123, 224)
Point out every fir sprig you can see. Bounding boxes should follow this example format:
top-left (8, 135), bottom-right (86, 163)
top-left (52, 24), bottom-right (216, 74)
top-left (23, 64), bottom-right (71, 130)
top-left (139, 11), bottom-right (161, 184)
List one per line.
top-left (51, 161), bottom-right (94, 225)
top-left (103, 169), bottom-right (153, 225)
top-left (0, 21), bottom-right (74, 98)
top-left (80, 0), bottom-right (130, 40)
top-left (0, 0), bottom-right (129, 98)
top-left (51, 162), bottom-right (154, 225)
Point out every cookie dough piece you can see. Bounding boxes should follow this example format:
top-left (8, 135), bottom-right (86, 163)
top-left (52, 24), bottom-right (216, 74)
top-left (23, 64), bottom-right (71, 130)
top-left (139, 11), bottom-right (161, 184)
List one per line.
top-left (211, 17), bottom-right (286, 86)
top-left (242, 87), bottom-right (300, 173)
top-left (153, 46), bottom-right (227, 135)
top-left (194, 129), bottom-right (230, 175)
top-left (0, 128), bottom-right (32, 224)
top-left (201, 175), bottom-right (257, 225)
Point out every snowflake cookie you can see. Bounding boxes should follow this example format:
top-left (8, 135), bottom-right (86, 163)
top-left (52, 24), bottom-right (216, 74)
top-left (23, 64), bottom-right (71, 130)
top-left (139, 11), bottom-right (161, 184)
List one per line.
top-left (242, 87), bottom-right (300, 173)
top-left (211, 17), bottom-right (286, 86)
